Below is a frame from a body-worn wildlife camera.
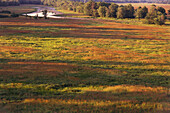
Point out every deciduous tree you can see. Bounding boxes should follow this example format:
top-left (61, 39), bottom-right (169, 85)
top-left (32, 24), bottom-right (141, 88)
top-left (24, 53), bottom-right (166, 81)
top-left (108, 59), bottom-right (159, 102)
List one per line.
top-left (109, 3), bottom-right (118, 18)
top-left (98, 6), bottom-right (107, 17)
top-left (117, 7), bottom-right (125, 19)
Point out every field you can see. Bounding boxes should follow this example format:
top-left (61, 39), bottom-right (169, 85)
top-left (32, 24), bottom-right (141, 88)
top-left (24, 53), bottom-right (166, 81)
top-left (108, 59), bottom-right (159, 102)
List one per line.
top-left (0, 5), bottom-right (170, 113)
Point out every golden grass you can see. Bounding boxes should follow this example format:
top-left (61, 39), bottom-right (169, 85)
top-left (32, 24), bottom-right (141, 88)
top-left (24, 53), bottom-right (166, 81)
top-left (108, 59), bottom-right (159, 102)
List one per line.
top-left (0, 5), bottom-right (169, 112)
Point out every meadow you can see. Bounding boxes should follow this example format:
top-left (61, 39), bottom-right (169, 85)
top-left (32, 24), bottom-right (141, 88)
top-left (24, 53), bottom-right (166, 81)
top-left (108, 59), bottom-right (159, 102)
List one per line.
top-left (0, 5), bottom-right (170, 113)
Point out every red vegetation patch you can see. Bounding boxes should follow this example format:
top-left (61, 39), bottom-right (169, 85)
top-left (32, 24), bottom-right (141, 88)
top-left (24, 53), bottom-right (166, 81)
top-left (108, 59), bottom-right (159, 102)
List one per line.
top-left (0, 17), bottom-right (169, 40)
top-left (0, 61), bottom-right (78, 76)
top-left (0, 46), bottom-right (34, 53)
top-left (0, 29), bottom-right (36, 36)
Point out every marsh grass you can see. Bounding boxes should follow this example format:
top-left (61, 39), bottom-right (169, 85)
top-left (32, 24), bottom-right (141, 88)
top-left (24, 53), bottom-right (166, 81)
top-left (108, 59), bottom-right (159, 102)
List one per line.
top-left (0, 5), bottom-right (170, 113)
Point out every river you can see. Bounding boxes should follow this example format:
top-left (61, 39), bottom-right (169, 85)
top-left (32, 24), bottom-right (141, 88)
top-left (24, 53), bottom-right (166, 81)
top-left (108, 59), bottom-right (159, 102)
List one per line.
top-left (23, 6), bottom-right (86, 20)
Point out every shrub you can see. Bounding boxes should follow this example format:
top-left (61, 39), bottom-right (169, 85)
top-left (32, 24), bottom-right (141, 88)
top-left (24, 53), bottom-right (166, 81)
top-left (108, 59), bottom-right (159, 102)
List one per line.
top-left (10, 13), bottom-right (19, 17)
top-left (145, 5), bottom-right (166, 25)
top-left (154, 12), bottom-right (166, 25)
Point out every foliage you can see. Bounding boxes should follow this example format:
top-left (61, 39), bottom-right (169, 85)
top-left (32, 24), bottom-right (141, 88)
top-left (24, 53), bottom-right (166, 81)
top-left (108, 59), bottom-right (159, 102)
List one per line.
top-left (92, 9), bottom-right (99, 17)
top-left (83, 1), bottom-right (98, 16)
top-left (32, 0), bottom-right (168, 25)
top-left (145, 5), bottom-right (166, 25)
top-left (42, 9), bottom-right (48, 19)
top-left (108, 3), bottom-right (118, 18)
top-left (10, 13), bottom-right (19, 17)
top-left (84, 1), bottom-right (93, 16)
top-left (135, 6), bottom-right (148, 19)
top-left (157, 7), bottom-right (166, 15)
top-left (124, 4), bottom-right (135, 18)
top-left (76, 5), bottom-right (84, 13)
top-left (0, 4), bottom-right (170, 113)
top-left (117, 6), bottom-right (125, 19)
top-left (98, 6), bottom-right (107, 17)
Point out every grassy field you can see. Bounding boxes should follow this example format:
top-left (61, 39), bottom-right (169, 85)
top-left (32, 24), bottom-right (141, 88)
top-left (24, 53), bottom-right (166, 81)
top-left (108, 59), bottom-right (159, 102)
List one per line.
top-left (0, 5), bottom-right (170, 113)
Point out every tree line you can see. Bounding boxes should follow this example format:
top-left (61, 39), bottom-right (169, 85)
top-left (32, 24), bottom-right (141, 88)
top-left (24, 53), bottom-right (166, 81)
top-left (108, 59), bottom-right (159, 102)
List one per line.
top-left (105, 0), bottom-right (170, 4)
top-left (41, 0), bottom-right (167, 25)
top-left (0, 0), bottom-right (168, 25)
top-left (0, 0), bottom-right (20, 6)
top-left (1, 0), bottom-right (170, 7)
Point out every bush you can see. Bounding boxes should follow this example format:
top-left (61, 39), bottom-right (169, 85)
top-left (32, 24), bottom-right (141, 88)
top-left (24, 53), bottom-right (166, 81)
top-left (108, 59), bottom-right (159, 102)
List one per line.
top-left (154, 13), bottom-right (166, 25)
top-left (10, 13), bottom-right (19, 17)
top-left (145, 5), bottom-right (166, 25)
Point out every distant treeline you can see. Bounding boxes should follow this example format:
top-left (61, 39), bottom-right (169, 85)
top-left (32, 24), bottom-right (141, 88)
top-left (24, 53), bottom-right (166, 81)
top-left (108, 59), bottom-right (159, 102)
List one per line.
top-left (0, 0), bottom-right (170, 6)
top-left (105, 0), bottom-right (170, 4)
top-left (0, 0), bottom-right (20, 6)
top-left (71, 0), bottom-right (170, 4)
top-left (19, 0), bottom-right (41, 4)
top-left (41, 0), bottom-right (167, 25)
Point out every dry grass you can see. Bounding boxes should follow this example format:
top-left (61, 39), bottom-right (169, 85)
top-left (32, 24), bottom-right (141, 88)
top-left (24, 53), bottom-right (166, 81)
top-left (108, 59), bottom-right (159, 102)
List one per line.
top-left (0, 5), bottom-right (170, 113)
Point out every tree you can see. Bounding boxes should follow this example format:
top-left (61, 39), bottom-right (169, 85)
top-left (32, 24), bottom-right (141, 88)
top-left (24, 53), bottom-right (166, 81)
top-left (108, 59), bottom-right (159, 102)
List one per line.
top-left (34, 14), bottom-right (38, 19)
top-left (42, 9), bottom-right (47, 19)
top-left (92, 9), bottom-right (99, 17)
top-left (98, 6), bottom-right (107, 17)
top-left (106, 8), bottom-right (111, 17)
top-left (77, 5), bottom-right (84, 13)
top-left (135, 6), bottom-right (148, 19)
top-left (10, 13), bottom-right (19, 17)
top-left (145, 5), bottom-right (158, 24)
top-left (124, 4), bottom-right (135, 18)
top-left (145, 5), bottom-right (166, 25)
top-left (157, 7), bottom-right (166, 15)
top-left (97, 2), bottom-right (110, 8)
top-left (109, 3), bottom-right (118, 18)
top-left (84, 1), bottom-right (93, 16)
top-left (154, 12), bottom-right (166, 25)
top-left (142, 6), bottom-right (148, 18)
top-left (168, 9), bottom-right (170, 15)
top-left (25, 13), bottom-right (28, 18)
top-left (135, 7), bottom-right (143, 19)
top-left (117, 7), bottom-right (125, 19)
